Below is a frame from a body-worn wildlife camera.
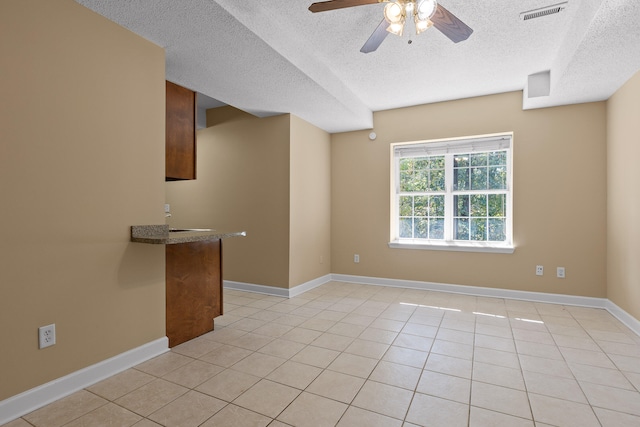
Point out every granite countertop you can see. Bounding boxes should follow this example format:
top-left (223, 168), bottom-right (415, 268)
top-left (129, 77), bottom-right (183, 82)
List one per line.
top-left (131, 225), bottom-right (246, 244)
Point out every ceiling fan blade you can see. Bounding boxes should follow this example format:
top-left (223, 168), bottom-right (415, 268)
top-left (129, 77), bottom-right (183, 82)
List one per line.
top-left (360, 18), bottom-right (390, 53)
top-left (430, 3), bottom-right (473, 43)
top-left (309, 0), bottom-right (382, 13)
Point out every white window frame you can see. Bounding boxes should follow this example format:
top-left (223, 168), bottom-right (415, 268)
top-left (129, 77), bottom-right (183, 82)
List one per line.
top-left (389, 133), bottom-right (515, 254)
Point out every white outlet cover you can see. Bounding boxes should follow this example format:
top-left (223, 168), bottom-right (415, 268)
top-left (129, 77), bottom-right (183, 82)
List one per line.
top-left (39, 324), bottom-right (56, 349)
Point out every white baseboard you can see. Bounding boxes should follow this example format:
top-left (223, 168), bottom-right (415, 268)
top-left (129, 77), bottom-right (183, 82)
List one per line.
top-left (224, 274), bottom-right (332, 298)
top-left (605, 300), bottom-right (640, 337)
top-left (0, 337), bottom-right (168, 425)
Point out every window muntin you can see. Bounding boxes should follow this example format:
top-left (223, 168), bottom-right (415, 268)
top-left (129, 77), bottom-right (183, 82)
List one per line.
top-left (392, 135), bottom-right (513, 250)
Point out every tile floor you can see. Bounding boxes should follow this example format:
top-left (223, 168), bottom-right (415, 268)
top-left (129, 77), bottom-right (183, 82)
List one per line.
top-left (5, 281), bottom-right (640, 427)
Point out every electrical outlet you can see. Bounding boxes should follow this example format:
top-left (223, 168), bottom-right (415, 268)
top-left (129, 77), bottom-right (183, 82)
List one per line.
top-left (39, 324), bottom-right (56, 349)
top-left (354, 254), bottom-right (360, 263)
top-left (536, 265), bottom-right (544, 276)
top-left (557, 267), bottom-right (566, 278)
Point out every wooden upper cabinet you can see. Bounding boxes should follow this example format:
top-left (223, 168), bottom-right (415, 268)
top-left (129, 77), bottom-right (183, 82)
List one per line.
top-left (166, 81), bottom-right (196, 180)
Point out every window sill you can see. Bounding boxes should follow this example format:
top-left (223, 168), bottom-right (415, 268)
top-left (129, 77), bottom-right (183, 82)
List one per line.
top-left (388, 240), bottom-right (515, 254)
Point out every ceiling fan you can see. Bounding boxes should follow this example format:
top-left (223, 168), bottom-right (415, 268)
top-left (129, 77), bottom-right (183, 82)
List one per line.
top-left (309, 0), bottom-right (473, 53)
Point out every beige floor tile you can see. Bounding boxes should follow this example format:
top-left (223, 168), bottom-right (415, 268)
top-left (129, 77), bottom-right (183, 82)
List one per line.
top-left (559, 347), bottom-right (617, 369)
top-left (511, 329), bottom-right (556, 345)
top-left (162, 359), bottom-right (224, 388)
top-left (344, 338), bottom-right (390, 359)
top-left (327, 322), bottom-right (368, 337)
top-left (475, 323), bottom-right (513, 339)
top-left (337, 406), bottom-right (403, 427)
top-left (328, 353), bottom-right (379, 378)
top-left (579, 381), bottom-right (640, 416)
top-left (132, 419), bottom-right (162, 427)
top-left (515, 340), bottom-right (563, 360)
top-left (230, 352), bottom-right (286, 377)
top-left (277, 392), bottom-right (348, 427)
top-left (234, 379), bottom-right (300, 418)
top-left (424, 353), bottom-right (472, 379)
top-left (271, 313), bottom-right (307, 325)
top-left (228, 332), bottom-right (274, 351)
top-left (61, 402), bottom-right (141, 427)
top-left (257, 338), bottom-right (306, 359)
top-left (306, 370), bottom-right (365, 403)
top-left (341, 313), bottom-right (376, 327)
top-left (405, 393), bottom-right (469, 427)
top-left (196, 369), bottom-right (260, 402)
top-left (471, 381), bottom-right (531, 419)
top-left (552, 333), bottom-right (600, 350)
top-left (359, 327), bottom-right (399, 344)
top-left (569, 362), bottom-right (635, 390)
top-left (314, 309), bottom-right (347, 321)
top-left (529, 393), bottom-right (600, 427)
top-left (473, 347), bottom-right (520, 369)
top-left (114, 379), bottom-right (188, 417)
top-left (518, 354), bottom-right (573, 378)
top-left (147, 390), bottom-right (226, 426)
top-left (266, 360), bottom-right (323, 389)
top-left (523, 370), bottom-right (587, 403)
top-left (23, 390), bottom-right (107, 427)
top-left (87, 368), bottom-right (155, 401)
top-left (469, 406), bottom-right (534, 427)
top-left (311, 332), bottom-right (355, 351)
top-left (281, 327), bottom-right (323, 344)
top-left (369, 360), bottom-right (421, 390)
top-left (248, 309), bottom-right (283, 323)
top-left (200, 404), bottom-right (272, 427)
top-left (199, 343), bottom-right (253, 367)
top-left (2, 419), bottom-right (32, 427)
top-left (593, 407), bottom-right (640, 427)
top-left (435, 327), bottom-right (473, 344)
top-left (291, 306), bottom-right (322, 317)
top-left (393, 333), bottom-right (434, 352)
top-left (299, 317), bottom-right (336, 332)
top-left (416, 370), bottom-right (471, 404)
top-left (598, 340), bottom-right (640, 358)
top-left (609, 354), bottom-right (640, 373)
top-left (431, 339), bottom-right (473, 360)
top-left (472, 361), bottom-right (525, 390)
top-left (624, 370), bottom-right (640, 389)
top-left (369, 318), bottom-right (406, 333)
top-left (134, 352), bottom-right (193, 377)
top-left (203, 327), bottom-right (248, 344)
top-left (352, 380), bottom-right (413, 419)
top-left (383, 346), bottom-right (428, 368)
top-left (171, 336), bottom-right (223, 358)
top-left (474, 334), bottom-right (516, 352)
top-left (229, 317), bottom-right (268, 332)
top-left (440, 318), bottom-right (475, 333)
top-left (251, 322), bottom-right (295, 338)
top-left (290, 345), bottom-right (340, 368)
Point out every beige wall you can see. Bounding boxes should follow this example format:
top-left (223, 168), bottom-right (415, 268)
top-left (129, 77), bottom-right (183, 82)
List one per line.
top-left (607, 71), bottom-right (640, 319)
top-left (289, 116), bottom-right (332, 286)
top-left (0, 0), bottom-right (166, 400)
top-left (331, 92), bottom-right (608, 297)
top-left (166, 109), bottom-right (292, 288)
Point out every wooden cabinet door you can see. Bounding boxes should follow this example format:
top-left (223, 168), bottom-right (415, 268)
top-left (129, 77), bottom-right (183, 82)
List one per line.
top-left (166, 80), bottom-right (196, 180)
top-left (166, 240), bottom-right (222, 347)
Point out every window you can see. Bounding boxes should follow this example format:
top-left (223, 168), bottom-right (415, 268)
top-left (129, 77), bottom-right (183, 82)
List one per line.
top-left (390, 134), bottom-right (514, 253)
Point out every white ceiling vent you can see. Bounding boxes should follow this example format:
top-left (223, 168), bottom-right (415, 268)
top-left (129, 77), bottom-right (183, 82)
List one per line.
top-left (520, 2), bottom-right (568, 21)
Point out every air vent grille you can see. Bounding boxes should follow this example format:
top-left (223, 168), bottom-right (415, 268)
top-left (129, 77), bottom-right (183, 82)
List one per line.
top-left (520, 2), bottom-right (568, 21)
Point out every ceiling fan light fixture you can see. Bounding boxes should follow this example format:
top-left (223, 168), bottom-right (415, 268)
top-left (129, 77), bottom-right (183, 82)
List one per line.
top-left (417, 0), bottom-right (437, 20)
top-left (415, 17), bottom-right (433, 34)
top-left (384, 2), bottom-right (404, 24)
top-left (387, 20), bottom-right (405, 36)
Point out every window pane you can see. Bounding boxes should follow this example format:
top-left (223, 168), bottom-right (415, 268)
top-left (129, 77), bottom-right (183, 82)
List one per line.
top-left (399, 196), bottom-right (412, 216)
top-left (414, 196), bottom-right (428, 216)
top-left (430, 195), bottom-right (445, 217)
top-left (454, 154), bottom-right (469, 168)
top-left (489, 151), bottom-right (506, 166)
top-left (414, 218), bottom-right (428, 238)
top-left (430, 156), bottom-right (445, 169)
top-left (488, 218), bottom-right (506, 241)
top-left (489, 166), bottom-right (506, 189)
top-left (454, 195), bottom-right (469, 217)
top-left (471, 167), bottom-right (488, 190)
top-left (430, 218), bottom-right (444, 239)
top-left (470, 153), bottom-right (488, 167)
top-left (454, 218), bottom-right (469, 240)
top-left (400, 218), bottom-right (413, 238)
top-left (488, 194), bottom-right (506, 217)
top-left (430, 169), bottom-right (445, 191)
top-left (454, 167), bottom-right (470, 191)
top-left (471, 218), bottom-right (487, 241)
top-left (471, 194), bottom-right (487, 217)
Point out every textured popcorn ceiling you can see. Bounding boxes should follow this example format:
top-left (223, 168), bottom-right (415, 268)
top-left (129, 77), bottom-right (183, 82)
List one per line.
top-left (76, 0), bottom-right (640, 133)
